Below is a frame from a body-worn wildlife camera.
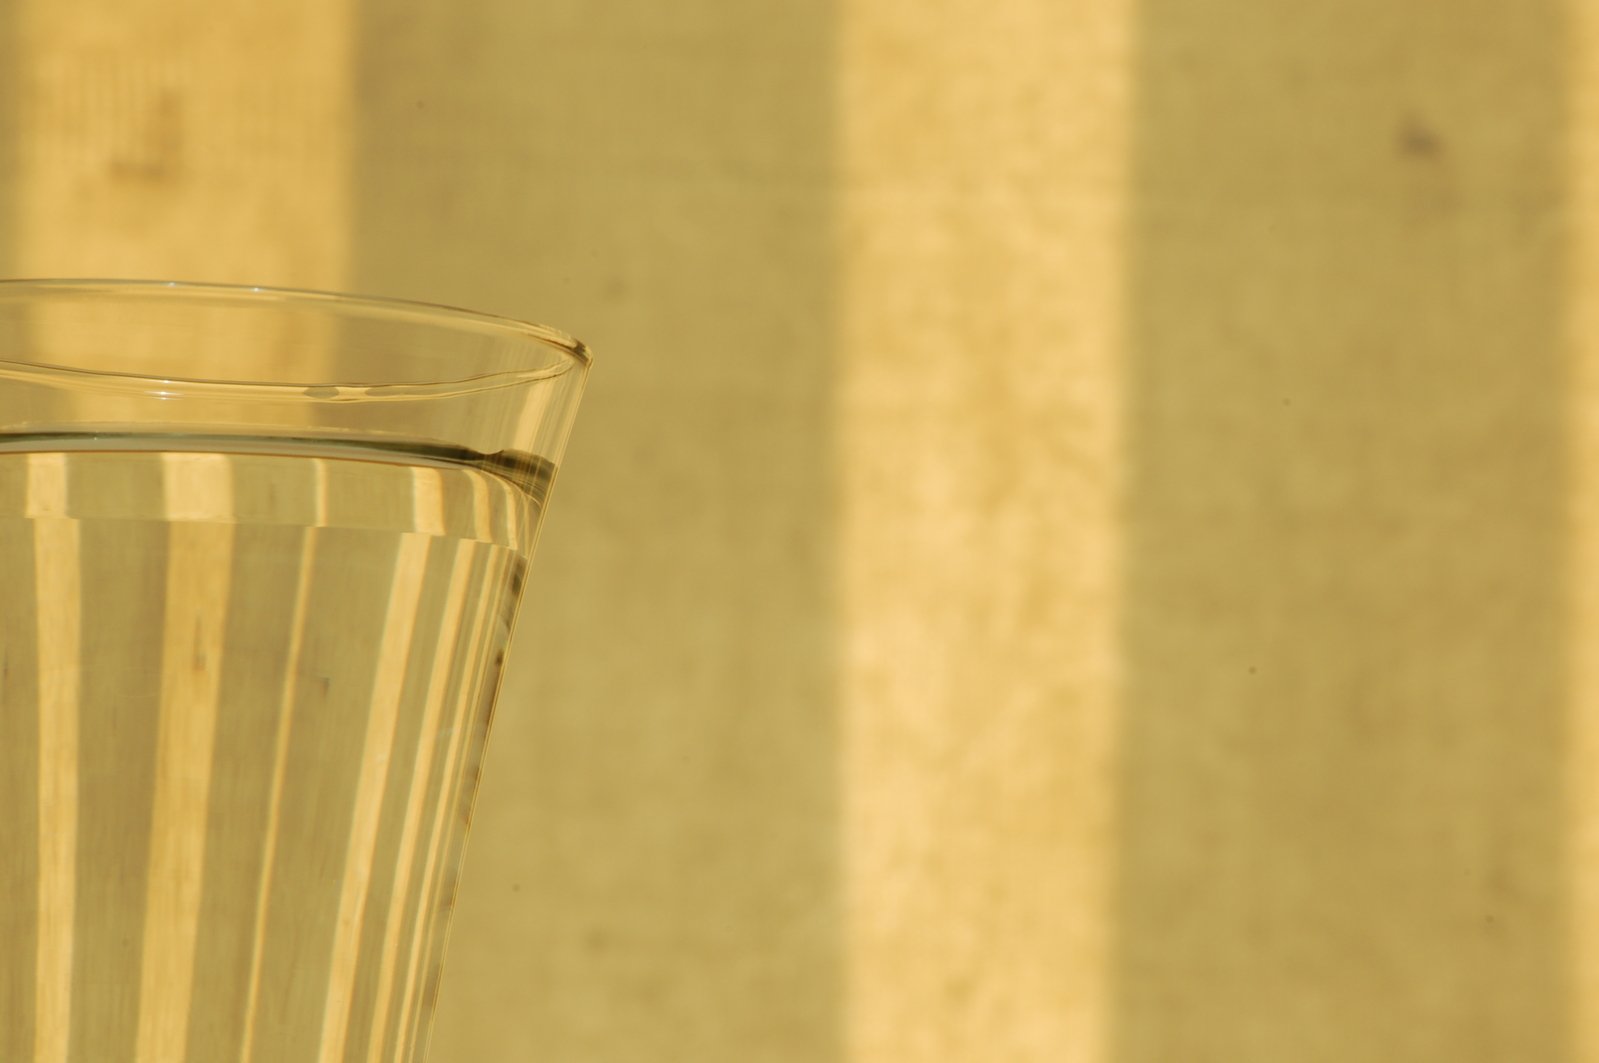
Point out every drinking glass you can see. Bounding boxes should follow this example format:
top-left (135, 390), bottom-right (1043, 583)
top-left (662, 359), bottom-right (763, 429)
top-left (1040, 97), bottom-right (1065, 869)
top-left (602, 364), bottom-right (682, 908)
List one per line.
top-left (0, 280), bottom-right (589, 1062)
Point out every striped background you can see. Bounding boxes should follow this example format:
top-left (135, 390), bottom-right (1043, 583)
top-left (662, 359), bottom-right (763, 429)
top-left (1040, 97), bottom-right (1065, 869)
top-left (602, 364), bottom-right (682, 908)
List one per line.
top-left (0, 0), bottom-right (1593, 1060)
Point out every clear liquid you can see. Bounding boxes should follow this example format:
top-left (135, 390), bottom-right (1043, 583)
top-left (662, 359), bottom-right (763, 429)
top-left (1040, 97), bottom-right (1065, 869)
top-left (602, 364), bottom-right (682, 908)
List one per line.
top-left (0, 434), bottom-right (543, 1063)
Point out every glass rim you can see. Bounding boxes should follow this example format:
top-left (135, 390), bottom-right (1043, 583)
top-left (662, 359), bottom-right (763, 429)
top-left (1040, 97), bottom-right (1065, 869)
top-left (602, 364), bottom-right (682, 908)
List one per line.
top-left (0, 278), bottom-right (592, 399)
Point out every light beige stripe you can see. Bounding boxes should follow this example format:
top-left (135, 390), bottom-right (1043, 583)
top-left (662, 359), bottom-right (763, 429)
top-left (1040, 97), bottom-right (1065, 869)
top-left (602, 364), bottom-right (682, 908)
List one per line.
top-left (31, 453), bottom-right (78, 1063)
top-left (504, 479), bottom-right (522, 550)
top-left (508, 389), bottom-right (554, 478)
top-left (134, 454), bottom-right (236, 1063)
top-left (390, 549), bottom-right (499, 1058)
top-left (17, 2), bottom-right (352, 292)
top-left (364, 541), bottom-right (476, 1063)
top-left (312, 457), bottom-right (331, 527)
top-left (470, 472), bottom-right (492, 545)
top-left (411, 466), bottom-right (446, 537)
top-left (15, 2), bottom-right (353, 444)
top-left (25, 452), bottom-right (70, 519)
top-left (502, 482), bottom-right (519, 549)
top-left (840, 2), bottom-right (1129, 1060)
top-left (316, 532), bottom-right (433, 1063)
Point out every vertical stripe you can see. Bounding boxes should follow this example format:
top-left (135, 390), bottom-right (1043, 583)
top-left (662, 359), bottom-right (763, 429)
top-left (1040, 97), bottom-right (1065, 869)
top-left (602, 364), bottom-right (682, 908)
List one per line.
top-left (313, 457), bottom-right (332, 527)
top-left (350, 14), bottom-right (846, 1053)
top-left (236, 456), bottom-right (324, 1063)
top-left (389, 547), bottom-right (498, 1059)
top-left (337, 535), bottom-right (460, 1063)
top-left (235, 531), bottom-right (320, 1063)
top-left (838, 2), bottom-right (1130, 1061)
top-left (134, 454), bottom-right (235, 1063)
top-left (315, 532), bottom-right (432, 1063)
top-left (401, 548), bottom-right (521, 1060)
top-left (411, 466), bottom-right (446, 537)
top-left (25, 452), bottom-right (69, 520)
top-left (1574, 4), bottom-right (1599, 1058)
top-left (1117, 1), bottom-right (1568, 1058)
top-left (30, 452), bottom-right (78, 1063)
top-left (182, 516), bottom-right (322, 1056)
top-left (364, 540), bottom-right (476, 1063)
top-left (469, 472), bottom-right (491, 546)
top-left (503, 480), bottom-right (523, 553)
top-left (0, 461), bottom-right (41, 1063)
top-left (245, 525), bottom-right (404, 1063)
top-left (508, 390), bottom-right (552, 479)
top-left (69, 455), bottom-right (166, 1061)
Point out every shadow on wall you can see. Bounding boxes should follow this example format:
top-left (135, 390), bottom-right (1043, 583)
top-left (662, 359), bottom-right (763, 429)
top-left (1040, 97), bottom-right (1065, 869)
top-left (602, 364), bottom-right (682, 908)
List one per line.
top-left (1117, 2), bottom-right (1569, 1061)
top-left (351, 3), bottom-right (839, 1063)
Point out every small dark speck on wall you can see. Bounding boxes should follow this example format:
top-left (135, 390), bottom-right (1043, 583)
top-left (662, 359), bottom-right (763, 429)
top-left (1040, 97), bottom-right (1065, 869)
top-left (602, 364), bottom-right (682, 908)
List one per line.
top-left (1398, 117), bottom-right (1444, 160)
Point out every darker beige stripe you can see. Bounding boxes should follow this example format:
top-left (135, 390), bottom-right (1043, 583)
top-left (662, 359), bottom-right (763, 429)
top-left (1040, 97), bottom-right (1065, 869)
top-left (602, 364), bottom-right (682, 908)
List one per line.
top-left (234, 527), bottom-right (318, 1063)
top-left (177, 521), bottom-right (320, 1063)
top-left (1116, 2), bottom-right (1570, 1058)
top-left (355, 11), bottom-right (841, 1060)
top-left (66, 454), bottom-right (166, 1063)
top-left (233, 457), bottom-right (327, 1061)
top-left (0, 473), bottom-right (41, 1062)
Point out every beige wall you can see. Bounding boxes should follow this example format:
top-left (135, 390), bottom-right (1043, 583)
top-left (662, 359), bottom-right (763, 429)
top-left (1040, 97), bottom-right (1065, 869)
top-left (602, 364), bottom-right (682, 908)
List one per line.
top-left (1120, 2), bottom-right (1568, 1059)
top-left (2, 1), bottom-right (1590, 1060)
top-left (347, 4), bottom-right (840, 1060)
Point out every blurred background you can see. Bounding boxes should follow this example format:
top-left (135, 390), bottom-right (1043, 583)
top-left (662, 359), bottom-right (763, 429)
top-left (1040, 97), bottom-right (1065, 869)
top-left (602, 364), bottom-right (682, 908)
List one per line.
top-left (3, 0), bottom-right (1592, 1060)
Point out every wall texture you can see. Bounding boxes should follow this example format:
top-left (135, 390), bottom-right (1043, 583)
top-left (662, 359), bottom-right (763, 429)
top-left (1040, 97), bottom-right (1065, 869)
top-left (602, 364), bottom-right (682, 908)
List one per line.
top-left (0, 1), bottom-right (1587, 1060)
